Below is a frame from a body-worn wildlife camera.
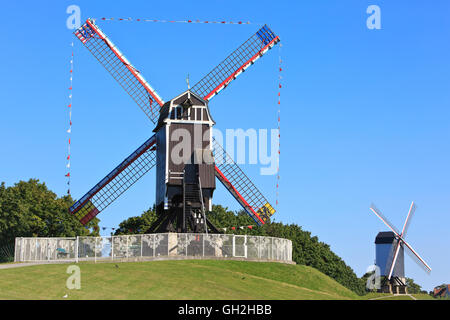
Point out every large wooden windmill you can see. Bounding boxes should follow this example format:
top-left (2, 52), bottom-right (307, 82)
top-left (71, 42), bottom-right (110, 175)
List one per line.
top-left (69, 19), bottom-right (279, 233)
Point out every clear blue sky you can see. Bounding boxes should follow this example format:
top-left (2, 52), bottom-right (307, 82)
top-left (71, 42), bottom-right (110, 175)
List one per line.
top-left (0, 1), bottom-right (448, 291)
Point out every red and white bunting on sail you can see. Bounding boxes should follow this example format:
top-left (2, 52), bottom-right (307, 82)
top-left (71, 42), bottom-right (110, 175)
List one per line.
top-left (276, 43), bottom-right (282, 207)
top-left (96, 17), bottom-right (254, 25)
top-left (66, 42), bottom-right (74, 195)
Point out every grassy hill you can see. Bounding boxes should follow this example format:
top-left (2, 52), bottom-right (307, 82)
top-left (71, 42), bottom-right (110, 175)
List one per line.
top-left (0, 260), bottom-right (360, 300)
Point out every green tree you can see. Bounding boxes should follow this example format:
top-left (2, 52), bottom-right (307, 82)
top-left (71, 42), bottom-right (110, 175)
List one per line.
top-left (405, 277), bottom-right (422, 294)
top-left (114, 205), bottom-right (158, 235)
top-left (0, 179), bottom-right (99, 262)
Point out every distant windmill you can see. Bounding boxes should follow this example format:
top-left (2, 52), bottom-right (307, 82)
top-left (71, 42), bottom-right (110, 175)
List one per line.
top-left (370, 202), bottom-right (431, 293)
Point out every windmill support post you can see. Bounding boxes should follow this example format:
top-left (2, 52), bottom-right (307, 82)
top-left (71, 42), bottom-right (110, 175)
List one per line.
top-left (75, 236), bottom-right (79, 263)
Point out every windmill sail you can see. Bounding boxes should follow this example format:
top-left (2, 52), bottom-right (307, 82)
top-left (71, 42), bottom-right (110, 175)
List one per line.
top-left (370, 204), bottom-right (401, 236)
top-left (191, 25), bottom-right (280, 101)
top-left (400, 201), bottom-right (416, 239)
top-left (404, 245), bottom-right (432, 274)
top-left (386, 238), bottom-right (404, 279)
top-left (74, 19), bottom-right (164, 123)
top-left (212, 139), bottom-right (275, 226)
top-left (398, 237), bottom-right (432, 273)
top-left (69, 135), bottom-right (157, 224)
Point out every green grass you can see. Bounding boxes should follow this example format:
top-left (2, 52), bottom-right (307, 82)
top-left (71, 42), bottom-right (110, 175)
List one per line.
top-left (0, 260), bottom-right (360, 300)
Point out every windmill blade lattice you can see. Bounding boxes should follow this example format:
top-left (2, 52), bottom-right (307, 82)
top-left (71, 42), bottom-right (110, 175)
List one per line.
top-left (191, 25), bottom-right (280, 101)
top-left (74, 19), bottom-right (164, 123)
top-left (398, 236), bottom-right (432, 272)
top-left (212, 138), bottom-right (275, 226)
top-left (400, 201), bottom-right (416, 239)
top-left (370, 204), bottom-right (401, 236)
top-left (405, 245), bottom-right (432, 274)
top-left (384, 238), bottom-right (401, 279)
top-left (387, 239), bottom-right (403, 279)
top-left (69, 135), bottom-right (157, 224)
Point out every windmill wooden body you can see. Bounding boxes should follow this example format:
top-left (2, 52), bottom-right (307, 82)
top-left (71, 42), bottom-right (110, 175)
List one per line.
top-left (69, 19), bottom-right (279, 233)
top-left (151, 90), bottom-right (217, 233)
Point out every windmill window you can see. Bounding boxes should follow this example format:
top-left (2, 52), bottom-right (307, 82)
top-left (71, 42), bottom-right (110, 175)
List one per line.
top-left (196, 108), bottom-right (202, 121)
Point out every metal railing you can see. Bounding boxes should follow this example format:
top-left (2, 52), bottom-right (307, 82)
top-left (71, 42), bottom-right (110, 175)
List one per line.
top-left (14, 233), bottom-right (292, 263)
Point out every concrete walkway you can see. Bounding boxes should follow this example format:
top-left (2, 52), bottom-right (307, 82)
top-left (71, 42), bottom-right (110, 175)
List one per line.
top-left (369, 294), bottom-right (395, 300)
top-left (0, 261), bottom-right (72, 270)
top-left (369, 294), bottom-right (416, 300)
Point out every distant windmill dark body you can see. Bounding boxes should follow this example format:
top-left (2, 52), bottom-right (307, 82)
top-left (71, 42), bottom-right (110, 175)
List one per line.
top-left (375, 231), bottom-right (405, 280)
top-left (370, 202), bottom-right (431, 294)
top-left (69, 19), bottom-right (279, 233)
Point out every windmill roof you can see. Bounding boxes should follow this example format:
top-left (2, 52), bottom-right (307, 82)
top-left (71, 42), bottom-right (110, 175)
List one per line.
top-left (375, 231), bottom-right (396, 244)
top-left (153, 90), bottom-right (208, 132)
top-left (154, 101), bottom-right (171, 131)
